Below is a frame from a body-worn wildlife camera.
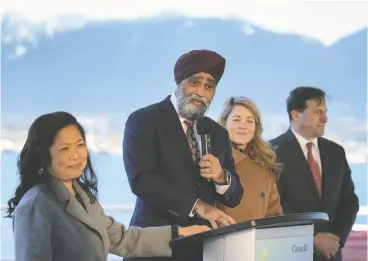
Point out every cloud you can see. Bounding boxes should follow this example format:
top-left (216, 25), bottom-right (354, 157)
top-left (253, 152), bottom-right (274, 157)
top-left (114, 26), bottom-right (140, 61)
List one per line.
top-left (1, 0), bottom-right (367, 56)
top-left (182, 20), bottom-right (196, 28)
top-left (2, 12), bottom-right (88, 59)
top-left (243, 24), bottom-right (255, 36)
top-left (9, 44), bottom-right (27, 59)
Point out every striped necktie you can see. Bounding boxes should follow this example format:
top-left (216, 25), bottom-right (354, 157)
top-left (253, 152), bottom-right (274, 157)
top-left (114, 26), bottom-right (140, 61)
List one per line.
top-left (184, 120), bottom-right (200, 165)
top-left (307, 142), bottom-right (322, 197)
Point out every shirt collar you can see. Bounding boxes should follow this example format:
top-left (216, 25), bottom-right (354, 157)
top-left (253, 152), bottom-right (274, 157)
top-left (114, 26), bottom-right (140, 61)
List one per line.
top-left (291, 127), bottom-right (318, 149)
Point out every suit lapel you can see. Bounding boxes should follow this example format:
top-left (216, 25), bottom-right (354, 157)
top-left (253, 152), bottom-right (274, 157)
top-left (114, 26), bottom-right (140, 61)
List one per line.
top-left (158, 96), bottom-right (197, 173)
top-left (65, 198), bottom-right (103, 236)
top-left (50, 178), bottom-right (108, 254)
top-left (285, 129), bottom-right (322, 202)
top-left (318, 138), bottom-right (333, 206)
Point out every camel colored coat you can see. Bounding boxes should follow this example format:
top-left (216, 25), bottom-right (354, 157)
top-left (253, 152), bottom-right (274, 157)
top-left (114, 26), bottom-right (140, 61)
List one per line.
top-left (218, 147), bottom-right (283, 222)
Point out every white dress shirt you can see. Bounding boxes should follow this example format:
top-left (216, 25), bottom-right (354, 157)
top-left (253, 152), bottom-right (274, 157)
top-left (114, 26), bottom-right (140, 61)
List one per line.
top-left (170, 94), bottom-right (230, 216)
top-left (291, 128), bottom-right (322, 175)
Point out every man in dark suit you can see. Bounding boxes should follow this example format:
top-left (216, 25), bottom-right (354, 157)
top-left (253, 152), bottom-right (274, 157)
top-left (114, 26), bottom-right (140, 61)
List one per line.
top-left (270, 87), bottom-right (359, 261)
top-left (123, 50), bottom-right (244, 261)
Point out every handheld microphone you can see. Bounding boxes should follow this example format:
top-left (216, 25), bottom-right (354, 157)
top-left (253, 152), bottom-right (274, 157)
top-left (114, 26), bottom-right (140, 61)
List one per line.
top-left (196, 117), bottom-right (213, 181)
top-left (196, 116), bottom-right (212, 156)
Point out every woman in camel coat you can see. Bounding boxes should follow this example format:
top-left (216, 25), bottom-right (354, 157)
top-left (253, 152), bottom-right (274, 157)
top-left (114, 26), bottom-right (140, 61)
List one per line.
top-left (217, 96), bottom-right (283, 222)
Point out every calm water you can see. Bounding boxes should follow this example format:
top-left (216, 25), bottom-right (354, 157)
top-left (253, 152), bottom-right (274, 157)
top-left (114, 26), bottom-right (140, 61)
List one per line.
top-left (1, 151), bottom-right (367, 260)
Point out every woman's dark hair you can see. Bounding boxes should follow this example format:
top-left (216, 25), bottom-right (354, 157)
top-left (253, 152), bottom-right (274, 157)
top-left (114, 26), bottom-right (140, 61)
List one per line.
top-left (5, 111), bottom-right (98, 218)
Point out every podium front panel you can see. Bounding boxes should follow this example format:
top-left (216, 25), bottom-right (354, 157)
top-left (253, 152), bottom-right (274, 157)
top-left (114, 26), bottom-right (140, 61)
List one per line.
top-left (254, 225), bottom-right (313, 261)
top-left (203, 224), bottom-right (314, 261)
top-left (204, 229), bottom-right (256, 261)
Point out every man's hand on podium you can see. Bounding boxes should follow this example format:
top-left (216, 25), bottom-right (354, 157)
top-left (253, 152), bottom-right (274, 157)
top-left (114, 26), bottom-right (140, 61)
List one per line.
top-left (314, 232), bottom-right (340, 259)
top-left (194, 200), bottom-right (236, 228)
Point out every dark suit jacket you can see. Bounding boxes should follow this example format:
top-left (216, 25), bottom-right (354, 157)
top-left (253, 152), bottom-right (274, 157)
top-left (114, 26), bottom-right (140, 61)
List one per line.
top-left (270, 128), bottom-right (359, 261)
top-left (13, 177), bottom-right (175, 261)
top-left (122, 96), bottom-right (243, 261)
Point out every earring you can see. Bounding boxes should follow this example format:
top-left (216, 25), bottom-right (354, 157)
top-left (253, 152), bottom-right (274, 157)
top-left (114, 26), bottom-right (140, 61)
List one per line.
top-left (38, 168), bottom-right (44, 175)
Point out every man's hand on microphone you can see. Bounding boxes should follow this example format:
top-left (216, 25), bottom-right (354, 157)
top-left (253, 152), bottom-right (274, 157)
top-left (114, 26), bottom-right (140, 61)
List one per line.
top-left (194, 200), bottom-right (236, 229)
top-left (199, 154), bottom-right (226, 184)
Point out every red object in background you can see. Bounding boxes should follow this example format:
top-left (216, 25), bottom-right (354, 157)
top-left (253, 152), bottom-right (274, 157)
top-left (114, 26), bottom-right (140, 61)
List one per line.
top-left (342, 230), bottom-right (368, 261)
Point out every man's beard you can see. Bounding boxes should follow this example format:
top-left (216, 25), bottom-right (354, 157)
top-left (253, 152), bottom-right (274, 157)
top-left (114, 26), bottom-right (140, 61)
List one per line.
top-left (176, 86), bottom-right (210, 120)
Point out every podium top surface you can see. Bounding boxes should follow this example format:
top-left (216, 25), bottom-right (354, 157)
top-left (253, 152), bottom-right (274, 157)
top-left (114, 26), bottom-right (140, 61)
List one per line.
top-left (171, 212), bottom-right (328, 245)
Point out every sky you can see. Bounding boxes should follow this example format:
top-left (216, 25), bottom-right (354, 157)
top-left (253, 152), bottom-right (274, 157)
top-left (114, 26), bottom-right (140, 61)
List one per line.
top-left (1, 1), bottom-right (367, 164)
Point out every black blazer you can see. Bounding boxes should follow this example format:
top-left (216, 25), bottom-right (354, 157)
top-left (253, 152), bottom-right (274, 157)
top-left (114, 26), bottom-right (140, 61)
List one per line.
top-left (270, 128), bottom-right (359, 260)
top-left (123, 96), bottom-right (243, 229)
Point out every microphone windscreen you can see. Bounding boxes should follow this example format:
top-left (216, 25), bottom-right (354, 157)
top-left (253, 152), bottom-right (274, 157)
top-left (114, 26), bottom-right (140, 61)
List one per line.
top-left (196, 117), bottom-right (213, 135)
